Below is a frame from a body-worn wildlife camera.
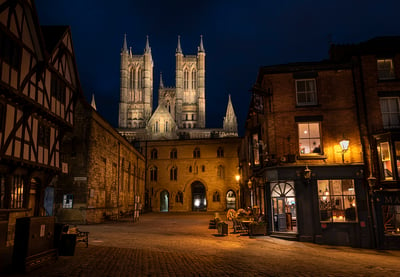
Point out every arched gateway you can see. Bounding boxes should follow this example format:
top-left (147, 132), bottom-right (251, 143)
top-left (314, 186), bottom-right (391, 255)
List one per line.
top-left (191, 181), bottom-right (207, 211)
top-left (160, 190), bottom-right (169, 212)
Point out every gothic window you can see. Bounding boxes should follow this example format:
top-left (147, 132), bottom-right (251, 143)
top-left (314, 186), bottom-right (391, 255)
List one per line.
top-left (193, 147), bottom-right (200, 158)
top-left (217, 147), bottom-right (224, 158)
top-left (137, 68), bottom-right (142, 89)
top-left (155, 121), bottom-right (159, 133)
top-left (151, 149), bottom-right (158, 160)
top-left (150, 167), bottom-right (158, 182)
top-left (51, 72), bottom-right (66, 104)
top-left (202, 165), bottom-right (205, 172)
top-left (217, 165), bottom-right (224, 179)
top-left (130, 68), bottom-right (135, 90)
top-left (189, 166), bottom-right (192, 173)
top-left (175, 191), bottom-right (183, 203)
top-left (213, 191), bottom-right (220, 202)
top-left (192, 70), bottom-right (197, 89)
top-left (10, 175), bottom-right (25, 209)
top-left (165, 121), bottom-right (169, 132)
top-left (170, 149), bottom-right (177, 159)
top-left (170, 167), bottom-right (178, 181)
top-left (184, 69), bottom-right (189, 89)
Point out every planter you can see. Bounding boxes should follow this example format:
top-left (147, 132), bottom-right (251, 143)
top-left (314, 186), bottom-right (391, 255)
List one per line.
top-left (249, 223), bottom-right (267, 236)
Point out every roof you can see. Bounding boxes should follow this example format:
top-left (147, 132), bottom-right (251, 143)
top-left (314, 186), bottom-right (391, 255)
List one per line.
top-left (40, 25), bottom-right (69, 54)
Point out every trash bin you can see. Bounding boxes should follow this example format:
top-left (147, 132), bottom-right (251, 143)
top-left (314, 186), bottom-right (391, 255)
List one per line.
top-left (59, 234), bottom-right (77, 256)
top-left (217, 222), bottom-right (228, 236)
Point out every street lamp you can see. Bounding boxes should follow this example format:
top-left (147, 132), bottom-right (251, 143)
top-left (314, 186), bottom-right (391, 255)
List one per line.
top-left (339, 137), bottom-right (350, 163)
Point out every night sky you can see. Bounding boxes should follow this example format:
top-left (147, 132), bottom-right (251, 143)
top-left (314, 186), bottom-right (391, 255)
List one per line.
top-left (35, 0), bottom-right (400, 135)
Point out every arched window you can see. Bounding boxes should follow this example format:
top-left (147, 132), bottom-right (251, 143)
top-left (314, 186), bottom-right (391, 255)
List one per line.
top-left (150, 167), bottom-right (158, 181)
top-left (217, 165), bottom-right (224, 179)
top-left (193, 147), bottom-right (200, 158)
top-left (213, 191), bottom-right (220, 202)
top-left (170, 166), bottom-right (178, 181)
top-left (189, 166), bottom-right (192, 173)
top-left (184, 69), bottom-right (189, 90)
top-left (129, 68), bottom-right (135, 90)
top-left (192, 70), bottom-right (197, 89)
top-left (217, 147), bottom-right (224, 157)
top-left (170, 149), bottom-right (177, 159)
top-left (175, 191), bottom-right (183, 203)
top-left (137, 68), bottom-right (142, 89)
top-left (151, 149), bottom-right (158, 160)
top-left (165, 121), bottom-right (169, 132)
top-left (202, 165), bottom-right (205, 172)
top-left (155, 121), bottom-right (159, 133)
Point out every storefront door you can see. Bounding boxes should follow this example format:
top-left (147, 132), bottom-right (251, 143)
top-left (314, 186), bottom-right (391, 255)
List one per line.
top-left (271, 182), bottom-right (297, 233)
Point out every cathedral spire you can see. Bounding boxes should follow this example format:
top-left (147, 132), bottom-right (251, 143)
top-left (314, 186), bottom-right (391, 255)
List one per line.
top-left (129, 46), bottom-right (132, 57)
top-left (160, 72), bottom-right (164, 89)
top-left (176, 35), bottom-right (182, 53)
top-left (144, 35), bottom-right (151, 53)
top-left (91, 93), bottom-right (97, 111)
top-left (198, 35), bottom-right (205, 52)
top-left (122, 33), bottom-right (128, 53)
top-left (223, 94), bottom-right (238, 134)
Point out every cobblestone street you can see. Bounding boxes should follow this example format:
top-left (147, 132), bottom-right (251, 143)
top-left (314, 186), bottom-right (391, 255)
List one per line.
top-left (16, 213), bottom-right (400, 277)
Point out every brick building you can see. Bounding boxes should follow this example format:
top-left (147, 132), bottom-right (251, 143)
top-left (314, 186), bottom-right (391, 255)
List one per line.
top-left (141, 137), bottom-right (242, 212)
top-left (243, 61), bottom-right (369, 247)
top-left (330, 37), bottom-right (400, 249)
top-left (55, 99), bottom-right (145, 224)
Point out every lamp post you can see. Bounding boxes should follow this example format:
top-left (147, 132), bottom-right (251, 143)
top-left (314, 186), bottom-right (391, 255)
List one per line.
top-left (339, 137), bottom-right (350, 163)
top-left (235, 174), bottom-right (241, 209)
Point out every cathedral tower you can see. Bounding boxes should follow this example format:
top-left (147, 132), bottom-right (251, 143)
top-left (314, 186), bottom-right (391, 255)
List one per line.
top-left (119, 35), bottom-right (153, 128)
top-left (175, 35), bottom-right (206, 129)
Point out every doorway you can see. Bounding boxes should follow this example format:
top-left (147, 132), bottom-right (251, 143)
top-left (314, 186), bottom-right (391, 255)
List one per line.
top-left (271, 182), bottom-right (297, 232)
top-left (192, 181), bottom-right (206, 211)
top-left (160, 190), bottom-right (169, 212)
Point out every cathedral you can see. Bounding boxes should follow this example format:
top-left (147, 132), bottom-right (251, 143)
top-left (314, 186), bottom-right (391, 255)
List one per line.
top-left (117, 35), bottom-right (238, 141)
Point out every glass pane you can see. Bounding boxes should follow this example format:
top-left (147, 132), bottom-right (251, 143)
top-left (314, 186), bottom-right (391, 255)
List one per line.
top-left (318, 180), bottom-right (329, 196)
top-left (306, 80), bottom-right (315, 91)
top-left (330, 180), bottom-right (342, 195)
top-left (380, 99), bottom-right (389, 112)
top-left (311, 139), bottom-right (321, 154)
top-left (298, 123), bottom-right (309, 139)
top-left (309, 123), bottom-right (320, 138)
top-left (341, 179), bottom-right (355, 196)
top-left (382, 205), bottom-right (400, 235)
top-left (396, 141), bottom-right (400, 178)
top-left (299, 139), bottom-right (310, 154)
top-left (297, 92), bottom-right (307, 104)
top-left (296, 80), bottom-right (305, 92)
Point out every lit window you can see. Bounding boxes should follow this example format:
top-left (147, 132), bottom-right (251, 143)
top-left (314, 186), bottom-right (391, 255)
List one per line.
top-left (251, 133), bottom-right (260, 165)
top-left (318, 179), bottom-right (357, 222)
top-left (298, 122), bottom-right (321, 155)
top-left (380, 97), bottom-right (400, 129)
top-left (63, 194), bottom-right (73, 209)
top-left (382, 205), bottom-right (400, 236)
top-left (377, 58), bottom-right (395, 80)
top-left (378, 141), bottom-right (393, 181)
top-left (296, 79), bottom-right (317, 105)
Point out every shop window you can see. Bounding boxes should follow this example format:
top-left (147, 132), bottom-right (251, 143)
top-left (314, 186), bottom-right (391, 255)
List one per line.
top-left (170, 149), bottom-right (177, 159)
top-left (382, 205), bottom-right (400, 236)
top-left (217, 147), bottom-right (224, 158)
top-left (151, 148), bottom-right (158, 160)
top-left (170, 167), bottom-right (177, 181)
top-left (377, 58), bottom-right (395, 80)
top-left (213, 191), bottom-right (220, 202)
top-left (298, 122), bottom-right (321, 155)
top-left (378, 141), bottom-right (393, 181)
top-left (380, 97), bottom-right (400, 129)
top-left (150, 167), bottom-right (158, 182)
top-left (63, 194), bottom-right (73, 209)
top-left (193, 147), bottom-right (200, 158)
top-left (175, 191), bottom-right (183, 203)
top-left (296, 79), bottom-right (317, 106)
top-left (318, 179), bottom-right (357, 222)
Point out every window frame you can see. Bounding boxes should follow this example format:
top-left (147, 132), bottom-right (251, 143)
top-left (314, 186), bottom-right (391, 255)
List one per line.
top-left (150, 149), bottom-right (158, 160)
top-left (170, 166), bottom-right (177, 181)
top-left (380, 97), bottom-right (400, 129)
top-left (377, 58), bottom-right (395, 80)
top-left (170, 149), bottom-right (177, 159)
top-left (193, 147), bottom-right (200, 158)
top-left (217, 147), bottom-right (224, 158)
top-left (62, 194), bottom-right (73, 209)
top-left (150, 166), bottom-right (158, 182)
top-left (298, 121), bottom-right (322, 156)
top-left (295, 79), bottom-right (318, 106)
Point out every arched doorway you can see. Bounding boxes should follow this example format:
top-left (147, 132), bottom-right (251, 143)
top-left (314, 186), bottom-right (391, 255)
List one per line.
top-left (226, 190), bottom-right (236, 210)
top-left (191, 181), bottom-right (207, 211)
top-left (160, 190), bottom-right (169, 212)
top-left (271, 182), bottom-right (297, 233)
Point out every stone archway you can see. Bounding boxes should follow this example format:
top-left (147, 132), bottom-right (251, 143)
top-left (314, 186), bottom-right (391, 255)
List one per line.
top-left (191, 181), bottom-right (207, 211)
top-left (226, 190), bottom-right (236, 210)
top-left (160, 190), bottom-right (169, 212)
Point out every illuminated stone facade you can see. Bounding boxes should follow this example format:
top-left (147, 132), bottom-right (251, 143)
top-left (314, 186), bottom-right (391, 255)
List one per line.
top-left (141, 137), bottom-right (242, 212)
top-left (118, 35), bottom-right (238, 141)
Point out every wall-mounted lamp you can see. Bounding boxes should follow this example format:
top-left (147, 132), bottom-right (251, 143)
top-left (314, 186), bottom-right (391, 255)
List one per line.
top-left (367, 175), bottom-right (377, 189)
top-left (339, 137), bottom-right (350, 163)
top-left (235, 175), bottom-right (240, 183)
top-left (304, 165), bottom-right (312, 180)
top-left (247, 179), bottom-right (253, 189)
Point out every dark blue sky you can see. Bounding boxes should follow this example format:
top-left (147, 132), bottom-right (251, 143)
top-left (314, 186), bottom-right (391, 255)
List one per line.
top-left (35, 0), bottom-right (400, 135)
